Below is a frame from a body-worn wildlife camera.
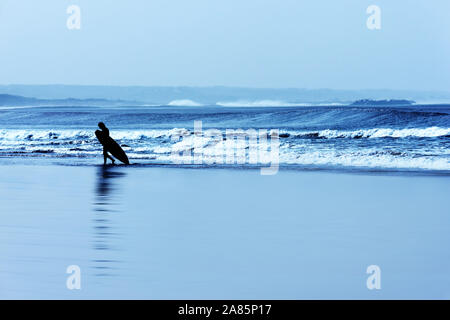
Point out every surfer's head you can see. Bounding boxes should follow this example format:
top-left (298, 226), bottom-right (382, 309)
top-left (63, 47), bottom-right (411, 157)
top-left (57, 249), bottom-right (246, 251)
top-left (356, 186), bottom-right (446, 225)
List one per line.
top-left (98, 122), bottom-right (106, 130)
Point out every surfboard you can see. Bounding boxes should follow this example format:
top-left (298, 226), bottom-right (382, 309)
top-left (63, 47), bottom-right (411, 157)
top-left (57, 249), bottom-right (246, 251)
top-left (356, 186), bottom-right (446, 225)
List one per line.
top-left (95, 130), bottom-right (130, 165)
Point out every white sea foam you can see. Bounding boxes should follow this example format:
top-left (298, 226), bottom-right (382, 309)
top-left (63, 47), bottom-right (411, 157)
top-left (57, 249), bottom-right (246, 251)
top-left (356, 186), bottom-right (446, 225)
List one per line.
top-left (0, 129), bottom-right (93, 141)
top-left (1, 128), bottom-right (449, 171)
top-left (1, 126), bottom-right (449, 143)
top-left (0, 106), bottom-right (37, 110)
top-left (279, 149), bottom-right (450, 171)
top-left (285, 127), bottom-right (450, 139)
top-left (0, 128), bottom-right (190, 141)
top-left (167, 99), bottom-right (203, 107)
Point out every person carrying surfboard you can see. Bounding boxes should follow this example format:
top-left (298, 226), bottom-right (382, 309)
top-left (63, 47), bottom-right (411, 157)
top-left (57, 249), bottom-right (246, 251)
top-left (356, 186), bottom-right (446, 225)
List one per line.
top-left (95, 122), bottom-right (130, 165)
top-left (97, 122), bottom-right (115, 165)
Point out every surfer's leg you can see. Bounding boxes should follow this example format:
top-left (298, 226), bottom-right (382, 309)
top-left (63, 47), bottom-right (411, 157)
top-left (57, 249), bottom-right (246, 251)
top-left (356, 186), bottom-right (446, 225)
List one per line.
top-left (104, 150), bottom-right (115, 164)
top-left (103, 149), bottom-right (115, 165)
top-left (103, 149), bottom-right (108, 165)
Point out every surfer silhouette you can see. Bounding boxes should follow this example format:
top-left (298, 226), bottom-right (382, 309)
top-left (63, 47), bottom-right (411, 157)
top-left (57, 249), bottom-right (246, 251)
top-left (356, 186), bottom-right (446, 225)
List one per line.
top-left (97, 122), bottom-right (115, 165)
top-left (95, 122), bottom-right (130, 165)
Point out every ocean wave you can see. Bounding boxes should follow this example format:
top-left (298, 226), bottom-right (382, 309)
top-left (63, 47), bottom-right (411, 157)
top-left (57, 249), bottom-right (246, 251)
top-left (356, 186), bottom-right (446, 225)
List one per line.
top-left (0, 129), bottom-right (93, 141)
top-left (167, 99), bottom-right (203, 106)
top-left (0, 128), bottom-right (193, 141)
top-left (278, 150), bottom-right (450, 171)
top-left (0, 106), bottom-right (38, 110)
top-left (1, 126), bottom-right (449, 144)
top-left (285, 127), bottom-right (450, 139)
top-left (1, 127), bottom-right (449, 171)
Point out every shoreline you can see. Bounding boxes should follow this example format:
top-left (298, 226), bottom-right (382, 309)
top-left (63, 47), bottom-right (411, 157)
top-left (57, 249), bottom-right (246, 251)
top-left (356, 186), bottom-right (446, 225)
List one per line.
top-left (1, 158), bottom-right (449, 177)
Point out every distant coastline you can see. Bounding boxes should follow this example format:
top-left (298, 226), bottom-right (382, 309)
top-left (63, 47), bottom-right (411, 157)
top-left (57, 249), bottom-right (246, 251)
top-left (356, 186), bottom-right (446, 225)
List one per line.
top-left (2, 93), bottom-right (450, 108)
top-left (0, 94), bottom-right (141, 107)
top-left (1, 85), bottom-right (450, 106)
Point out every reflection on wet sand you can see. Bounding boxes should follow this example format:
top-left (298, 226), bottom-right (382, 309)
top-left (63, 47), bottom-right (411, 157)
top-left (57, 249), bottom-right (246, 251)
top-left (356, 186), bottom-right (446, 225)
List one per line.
top-left (92, 165), bottom-right (127, 277)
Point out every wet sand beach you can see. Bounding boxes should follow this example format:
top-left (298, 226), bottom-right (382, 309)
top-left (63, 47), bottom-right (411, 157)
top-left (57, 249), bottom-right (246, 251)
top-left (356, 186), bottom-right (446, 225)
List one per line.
top-left (0, 164), bottom-right (449, 299)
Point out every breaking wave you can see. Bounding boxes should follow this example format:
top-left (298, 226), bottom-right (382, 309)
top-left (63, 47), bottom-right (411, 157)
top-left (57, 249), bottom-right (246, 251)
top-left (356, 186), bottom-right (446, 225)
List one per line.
top-left (3, 126), bottom-right (448, 143)
top-left (0, 127), bottom-right (449, 171)
top-left (1, 103), bottom-right (449, 172)
top-left (167, 99), bottom-right (203, 106)
top-left (283, 127), bottom-right (450, 139)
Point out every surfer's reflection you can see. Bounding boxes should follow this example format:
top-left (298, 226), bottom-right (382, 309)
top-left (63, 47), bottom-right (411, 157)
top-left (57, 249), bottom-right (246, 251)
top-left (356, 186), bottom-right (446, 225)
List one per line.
top-left (92, 165), bottom-right (127, 277)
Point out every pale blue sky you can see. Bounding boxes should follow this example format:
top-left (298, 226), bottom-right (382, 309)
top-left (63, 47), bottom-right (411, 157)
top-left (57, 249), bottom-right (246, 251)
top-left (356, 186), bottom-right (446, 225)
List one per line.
top-left (1, 0), bottom-right (449, 90)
